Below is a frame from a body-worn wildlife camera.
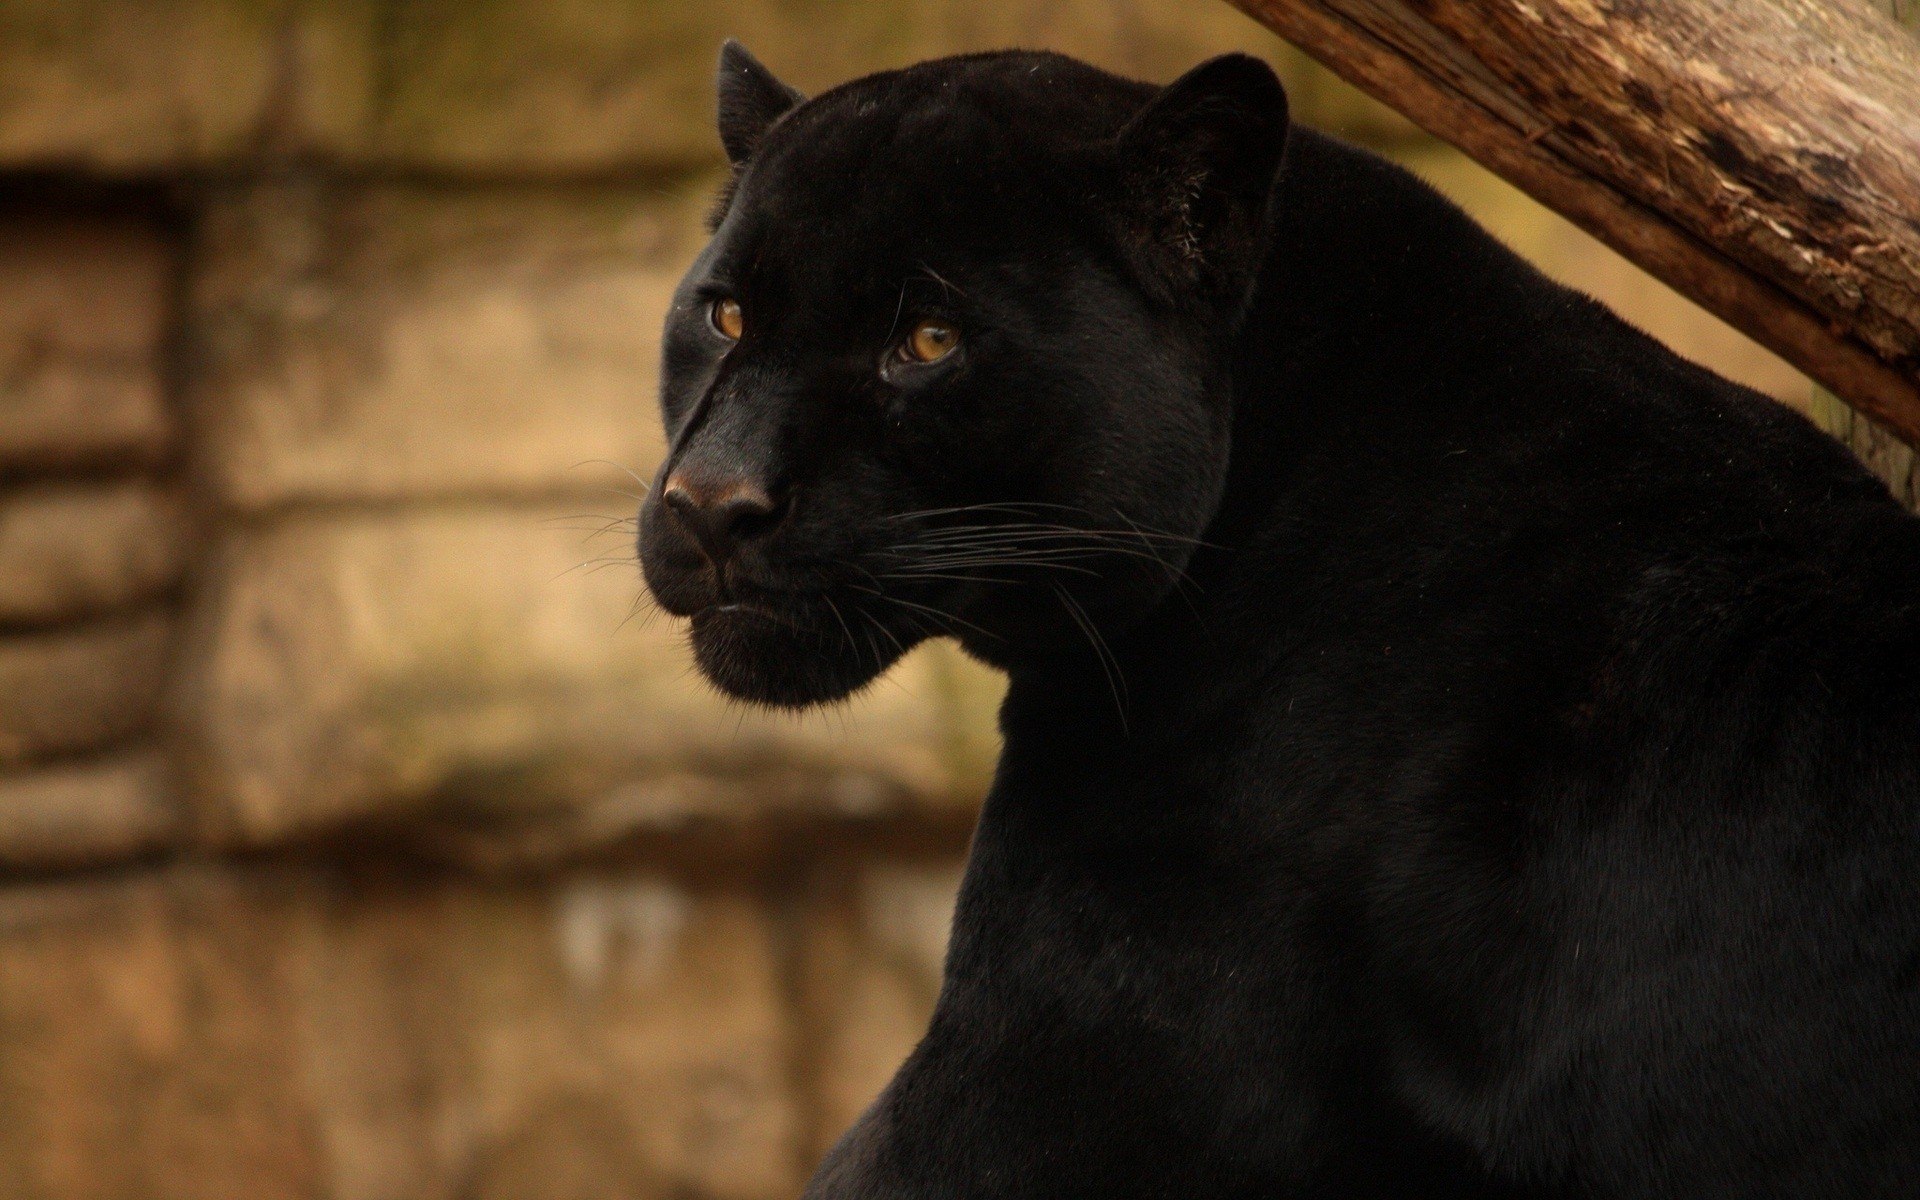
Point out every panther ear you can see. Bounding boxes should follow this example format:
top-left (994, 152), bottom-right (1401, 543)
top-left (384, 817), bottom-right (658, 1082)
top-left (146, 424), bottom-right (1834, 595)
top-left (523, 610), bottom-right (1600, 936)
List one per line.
top-left (1112, 54), bottom-right (1289, 310)
top-left (716, 40), bottom-right (804, 167)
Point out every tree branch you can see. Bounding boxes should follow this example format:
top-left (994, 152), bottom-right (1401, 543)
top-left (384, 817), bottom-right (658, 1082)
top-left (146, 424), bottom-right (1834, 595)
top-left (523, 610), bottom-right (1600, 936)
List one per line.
top-left (1228, 0), bottom-right (1920, 446)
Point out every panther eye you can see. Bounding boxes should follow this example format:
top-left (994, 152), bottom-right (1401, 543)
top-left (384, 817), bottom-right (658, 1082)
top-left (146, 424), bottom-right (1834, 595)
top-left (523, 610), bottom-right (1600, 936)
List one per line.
top-left (710, 297), bottom-right (744, 340)
top-left (901, 319), bottom-right (959, 364)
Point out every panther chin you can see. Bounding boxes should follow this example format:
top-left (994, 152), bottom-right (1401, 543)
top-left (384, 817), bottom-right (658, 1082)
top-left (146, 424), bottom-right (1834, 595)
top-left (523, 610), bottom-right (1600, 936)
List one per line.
top-left (686, 598), bottom-right (918, 709)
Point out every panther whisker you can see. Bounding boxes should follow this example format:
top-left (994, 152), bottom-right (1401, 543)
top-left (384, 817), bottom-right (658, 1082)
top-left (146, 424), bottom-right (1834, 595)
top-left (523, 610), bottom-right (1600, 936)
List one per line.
top-left (892, 528), bottom-right (1215, 565)
top-left (822, 593), bottom-right (860, 659)
top-left (613, 585), bottom-right (661, 636)
top-left (896, 546), bottom-right (1172, 573)
top-left (886, 503), bottom-right (1220, 549)
top-left (1052, 582), bottom-right (1128, 733)
top-left (854, 602), bottom-right (911, 661)
top-left (553, 554), bottom-right (640, 582)
top-left (543, 515), bottom-right (642, 541)
top-left (542, 513), bottom-right (640, 527)
top-left (887, 500), bottom-right (1106, 522)
top-left (907, 541), bottom-right (1168, 562)
top-left (875, 570), bottom-right (1020, 586)
top-left (906, 521), bottom-right (1213, 547)
top-left (884, 554), bottom-right (1105, 576)
top-left (572, 459), bottom-right (653, 490)
top-left (850, 584), bottom-right (1001, 641)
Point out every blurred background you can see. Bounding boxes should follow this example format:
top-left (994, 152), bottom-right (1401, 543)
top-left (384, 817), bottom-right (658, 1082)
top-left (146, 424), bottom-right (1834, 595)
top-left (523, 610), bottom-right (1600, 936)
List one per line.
top-left (0, 2), bottom-right (1900, 1197)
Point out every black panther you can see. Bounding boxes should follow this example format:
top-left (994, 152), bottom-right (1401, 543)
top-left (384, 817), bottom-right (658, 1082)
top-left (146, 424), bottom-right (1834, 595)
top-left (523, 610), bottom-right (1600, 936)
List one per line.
top-left (637, 41), bottom-right (1920, 1197)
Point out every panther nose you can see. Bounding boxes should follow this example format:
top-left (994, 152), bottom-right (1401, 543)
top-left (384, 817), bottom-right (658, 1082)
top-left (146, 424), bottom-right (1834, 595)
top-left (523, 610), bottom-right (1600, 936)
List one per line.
top-left (661, 475), bottom-right (787, 566)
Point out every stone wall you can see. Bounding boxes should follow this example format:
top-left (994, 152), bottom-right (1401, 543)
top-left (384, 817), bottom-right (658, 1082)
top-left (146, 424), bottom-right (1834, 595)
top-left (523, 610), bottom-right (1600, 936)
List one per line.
top-left (0, 3), bottom-right (1838, 1198)
top-left (0, 203), bottom-right (182, 871)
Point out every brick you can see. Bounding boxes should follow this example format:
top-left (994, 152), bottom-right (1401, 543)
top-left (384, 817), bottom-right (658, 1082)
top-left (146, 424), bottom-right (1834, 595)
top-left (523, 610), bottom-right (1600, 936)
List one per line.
top-left (0, 216), bottom-right (172, 470)
top-left (0, 753), bottom-right (178, 868)
top-left (0, 869), bottom-right (319, 1200)
top-left (189, 179), bottom-right (707, 507)
top-left (0, 0), bottom-right (372, 171)
top-left (0, 861), bottom-right (798, 1200)
top-left (355, 0), bottom-right (1384, 171)
top-left (0, 0), bottom-right (1410, 174)
top-left (0, 482), bottom-right (188, 624)
top-left (797, 855), bottom-right (964, 1160)
top-left (0, 613), bottom-right (171, 766)
top-left (0, 216), bottom-right (168, 354)
top-left (301, 870), bottom-right (797, 1200)
top-left (0, 368), bottom-right (169, 474)
top-left (175, 504), bottom-right (1001, 846)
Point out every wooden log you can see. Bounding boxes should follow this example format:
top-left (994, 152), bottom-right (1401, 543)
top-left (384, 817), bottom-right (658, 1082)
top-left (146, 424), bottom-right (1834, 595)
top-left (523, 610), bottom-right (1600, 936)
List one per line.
top-left (1226, 0), bottom-right (1920, 447)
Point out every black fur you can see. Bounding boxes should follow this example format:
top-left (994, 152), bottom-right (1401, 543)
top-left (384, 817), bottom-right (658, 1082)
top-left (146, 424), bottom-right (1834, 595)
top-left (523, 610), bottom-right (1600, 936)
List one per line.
top-left (638, 48), bottom-right (1920, 1197)
top-left (717, 40), bottom-right (805, 167)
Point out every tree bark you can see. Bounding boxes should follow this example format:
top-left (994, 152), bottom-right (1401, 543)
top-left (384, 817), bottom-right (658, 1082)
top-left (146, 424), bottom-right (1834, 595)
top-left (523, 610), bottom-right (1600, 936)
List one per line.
top-left (1227, 0), bottom-right (1920, 447)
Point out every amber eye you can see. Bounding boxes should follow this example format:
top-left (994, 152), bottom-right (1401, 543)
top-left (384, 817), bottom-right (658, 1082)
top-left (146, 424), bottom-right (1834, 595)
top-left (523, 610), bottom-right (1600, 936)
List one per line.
top-left (902, 319), bottom-right (959, 364)
top-left (710, 297), bottom-right (744, 340)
